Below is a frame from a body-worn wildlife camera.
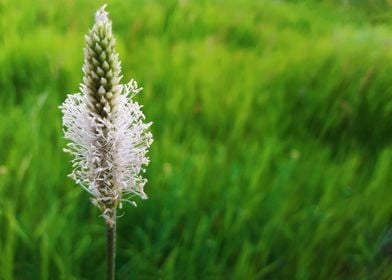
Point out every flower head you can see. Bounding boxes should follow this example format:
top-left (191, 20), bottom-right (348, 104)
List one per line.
top-left (60, 5), bottom-right (153, 225)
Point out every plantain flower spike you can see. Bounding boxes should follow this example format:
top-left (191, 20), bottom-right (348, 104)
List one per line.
top-left (60, 4), bottom-right (153, 226)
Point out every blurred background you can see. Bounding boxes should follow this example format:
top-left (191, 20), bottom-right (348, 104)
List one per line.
top-left (0, 0), bottom-right (391, 279)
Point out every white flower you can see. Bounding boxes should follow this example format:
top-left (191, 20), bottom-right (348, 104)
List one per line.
top-left (60, 4), bottom-right (153, 225)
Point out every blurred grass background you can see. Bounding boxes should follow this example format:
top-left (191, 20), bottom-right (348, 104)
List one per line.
top-left (0, 0), bottom-right (391, 279)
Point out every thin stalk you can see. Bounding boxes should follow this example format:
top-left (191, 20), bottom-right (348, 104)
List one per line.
top-left (107, 209), bottom-right (116, 280)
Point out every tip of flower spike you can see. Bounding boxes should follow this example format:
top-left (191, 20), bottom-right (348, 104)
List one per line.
top-left (95, 4), bottom-right (109, 23)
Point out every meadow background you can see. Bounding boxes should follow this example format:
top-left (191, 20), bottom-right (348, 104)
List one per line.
top-left (0, 0), bottom-right (391, 279)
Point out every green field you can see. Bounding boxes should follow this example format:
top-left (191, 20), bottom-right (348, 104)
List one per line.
top-left (0, 0), bottom-right (391, 279)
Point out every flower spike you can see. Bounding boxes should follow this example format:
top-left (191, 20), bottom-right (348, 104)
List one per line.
top-left (60, 5), bottom-right (153, 225)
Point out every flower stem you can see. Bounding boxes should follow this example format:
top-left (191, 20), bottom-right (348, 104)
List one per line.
top-left (107, 209), bottom-right (116, 280)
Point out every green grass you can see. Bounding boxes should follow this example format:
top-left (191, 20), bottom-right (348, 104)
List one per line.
top-left (0, 0), bottom-right (391, 279)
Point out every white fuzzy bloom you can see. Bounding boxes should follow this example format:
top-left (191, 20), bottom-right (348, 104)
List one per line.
top-left (60, 5), bottom-right (153, 225)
